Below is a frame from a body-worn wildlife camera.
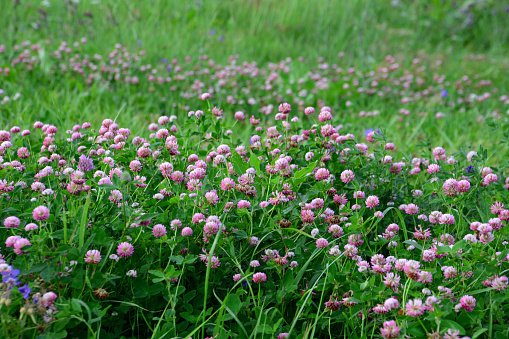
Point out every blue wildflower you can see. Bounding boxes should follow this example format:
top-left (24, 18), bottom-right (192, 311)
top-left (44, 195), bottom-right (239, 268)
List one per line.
top-left (441, 89), bottom-right (448, 98)
top-left (2, 269), bottom-right (20, 290)
top-left (465, 165), bottom-right (475, 174)
top-left (18, 284), bottom-right (31, 299)
top-left (364, 128), bottom-right (381, 136)
top-left (161, 58), bottom-right (169, 64)
top-left (1, 268), bottom-right (20, 277)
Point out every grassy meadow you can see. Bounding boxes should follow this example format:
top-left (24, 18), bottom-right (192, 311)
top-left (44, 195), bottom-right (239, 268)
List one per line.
top-left (0, 0), bottom-right (508, 158)
top-left (2, 1), bottom-right (509, 338)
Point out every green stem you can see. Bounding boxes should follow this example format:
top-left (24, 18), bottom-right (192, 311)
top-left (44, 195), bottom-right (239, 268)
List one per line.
top-left (79, 192), bottom-right (91, 249)
top-left (489, 291), bottom-right (493, 338)
top-left (201, 225), bottom-right (223, 339)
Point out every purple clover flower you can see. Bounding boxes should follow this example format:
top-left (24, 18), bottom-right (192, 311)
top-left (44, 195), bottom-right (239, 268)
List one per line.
top-left (77, 155), bottom-right (95, 172)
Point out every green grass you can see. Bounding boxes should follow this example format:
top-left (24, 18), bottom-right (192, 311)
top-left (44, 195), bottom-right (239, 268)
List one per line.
top-left (2, 0), bottom-right (508, 62)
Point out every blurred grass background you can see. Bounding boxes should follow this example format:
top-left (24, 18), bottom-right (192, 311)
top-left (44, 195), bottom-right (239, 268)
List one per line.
top-left (2, 0), bottom-right (508, 64)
